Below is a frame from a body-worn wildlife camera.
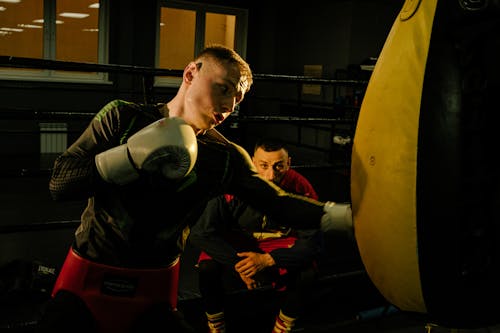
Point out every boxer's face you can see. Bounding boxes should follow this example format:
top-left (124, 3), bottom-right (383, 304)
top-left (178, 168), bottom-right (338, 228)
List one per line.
top-left (183, 60), bottom-right (245, 133)
top-left (252, 147), bottom-right (291, 185)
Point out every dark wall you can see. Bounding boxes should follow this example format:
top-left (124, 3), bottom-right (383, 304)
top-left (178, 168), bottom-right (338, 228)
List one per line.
top-left (348, 1), bottom-right (401, 66)
top-left (246, 0), bottom-right (401, 75)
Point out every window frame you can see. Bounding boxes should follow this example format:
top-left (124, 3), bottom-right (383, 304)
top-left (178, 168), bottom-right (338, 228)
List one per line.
top-left (0, 0), bottom-right (110, 83)
top-left (155, 0), bottom-right (248, 87)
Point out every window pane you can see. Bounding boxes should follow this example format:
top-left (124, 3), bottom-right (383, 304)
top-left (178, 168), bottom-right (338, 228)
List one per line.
top-left (205, 12), bottom-right (234, 49)
top-left (158, 7), bottom-right (195, 70)
top-left (0, 0), bottom-right (44, 58)
top-left (56, 0), bottom-right (99, 62)
top-left (156, 2), bottom-right (246, 87)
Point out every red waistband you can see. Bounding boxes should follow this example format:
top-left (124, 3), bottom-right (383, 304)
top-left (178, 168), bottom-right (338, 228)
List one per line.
top-left (52, 247), bottom-right (180, 333)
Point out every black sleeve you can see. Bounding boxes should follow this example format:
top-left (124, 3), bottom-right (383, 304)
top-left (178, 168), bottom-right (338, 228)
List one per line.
top-left (270, 229), bottom-right (324, 269)
top-left (189, 196), bottom-right (244, 266)
top-left (48, 100), bottom-right (142, 201)
top-left (49, 154), bottom-right (104, 201)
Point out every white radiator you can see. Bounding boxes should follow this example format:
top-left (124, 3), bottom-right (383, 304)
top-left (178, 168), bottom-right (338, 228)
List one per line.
top-left (39, 122), bottom-right (67, 153)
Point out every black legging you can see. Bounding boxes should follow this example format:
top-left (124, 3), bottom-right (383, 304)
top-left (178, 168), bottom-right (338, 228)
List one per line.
top-left (197, 259), bottom-right (319, 318)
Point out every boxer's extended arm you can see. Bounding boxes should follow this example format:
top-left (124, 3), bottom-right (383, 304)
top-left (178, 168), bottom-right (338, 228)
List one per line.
top-left (227, 147), bottom-right (353, 235)
top-left (269, 229), bottom-right (323, 269)
top-left (230, 172), bottom-right (324, 228)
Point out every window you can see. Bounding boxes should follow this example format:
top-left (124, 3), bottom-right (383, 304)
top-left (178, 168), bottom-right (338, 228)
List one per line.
top-left (156, 0), bottom-right (248, 87)
top-left (0, 0), bottom-right (108, 82)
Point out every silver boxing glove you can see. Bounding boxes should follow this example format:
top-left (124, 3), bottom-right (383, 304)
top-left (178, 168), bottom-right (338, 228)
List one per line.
top-left (95, 117), bottom-right (197, 185)
top-left (321, 202), bottom-right (353, 238)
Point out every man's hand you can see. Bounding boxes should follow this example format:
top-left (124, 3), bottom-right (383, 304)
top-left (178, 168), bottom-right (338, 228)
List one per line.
top-left (235, 252), bottom-right (275, 278)
top-left (238, 272), bottom-right (259, 290)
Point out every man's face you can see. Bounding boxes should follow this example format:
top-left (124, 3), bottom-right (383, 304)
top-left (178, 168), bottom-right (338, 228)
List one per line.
top-left (184, 60), bottom-right (245, 132)
top-left (252, 147), bottom-right (291, 185)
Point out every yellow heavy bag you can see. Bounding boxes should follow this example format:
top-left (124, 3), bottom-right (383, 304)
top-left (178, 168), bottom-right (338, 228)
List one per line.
top-left (351, 0), bottom-right (500, 328)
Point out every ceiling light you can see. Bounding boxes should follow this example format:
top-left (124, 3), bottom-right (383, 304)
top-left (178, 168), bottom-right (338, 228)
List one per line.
top-left (0, 0), bottom-right (21, 3)
top-left (82, 28), bottom-right (98, 32)
top-left (18, 23), bottom-right (42, 29)
top-left (89, 3), bottom-right (99, 8)
top-left (0, 6), bottom-right (6, 11)
top-left (59, 12), bottom-right (89, 19)
top-left (1, 27), bottom-right (23, 32)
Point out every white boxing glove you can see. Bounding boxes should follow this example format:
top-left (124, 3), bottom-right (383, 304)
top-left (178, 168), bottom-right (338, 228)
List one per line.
top-left (95, 117), bottom-right (197, 185)
top-left (321, 202), bottom-right (353, 237)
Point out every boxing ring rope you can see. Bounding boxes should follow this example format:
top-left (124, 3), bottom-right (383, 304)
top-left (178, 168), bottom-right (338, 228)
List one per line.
top-left (0, 55), bottom-right (184, 76)
top-left (0, 56), bottom-right (367, 83)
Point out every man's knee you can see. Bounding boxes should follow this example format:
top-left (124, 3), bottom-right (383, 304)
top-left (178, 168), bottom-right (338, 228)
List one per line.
top-left (198, 259), bottom-right (221, 275)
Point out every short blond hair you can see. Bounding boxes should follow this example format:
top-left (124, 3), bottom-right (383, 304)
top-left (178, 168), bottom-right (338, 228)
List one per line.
top-left (195, 44), bottom-right (253, 93)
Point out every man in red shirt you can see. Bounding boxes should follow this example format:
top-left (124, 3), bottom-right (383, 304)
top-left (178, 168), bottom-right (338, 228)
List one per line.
top-left (251, 138), bottom-right (318, 199)
top-left (190, 138), bottom-right (322, 333)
